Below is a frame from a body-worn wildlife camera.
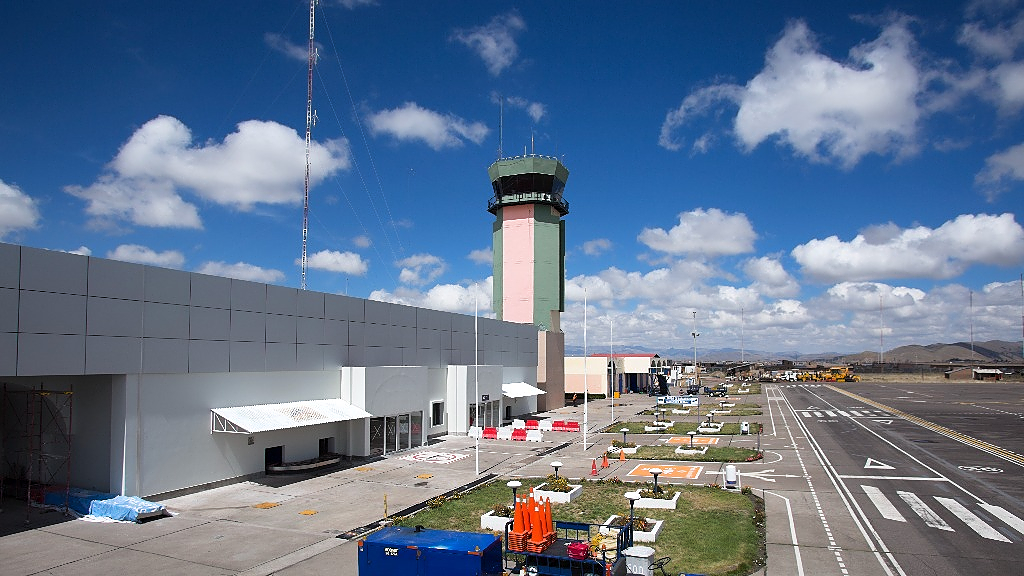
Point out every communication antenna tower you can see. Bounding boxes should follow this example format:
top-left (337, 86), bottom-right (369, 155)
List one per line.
top-left (300, 0), bottom-right (318, 290)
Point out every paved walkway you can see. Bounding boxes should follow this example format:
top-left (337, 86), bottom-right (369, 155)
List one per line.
top-left (0, 389), bottom-right (769, 575)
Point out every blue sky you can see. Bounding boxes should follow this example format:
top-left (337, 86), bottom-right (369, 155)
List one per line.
top-left (2, 0), bottom-right (1023, 355)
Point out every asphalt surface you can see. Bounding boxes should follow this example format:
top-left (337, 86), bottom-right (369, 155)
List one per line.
top-left (1, 379), bottom-right (1020, 576)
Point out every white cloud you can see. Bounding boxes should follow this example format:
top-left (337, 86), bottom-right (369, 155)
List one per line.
top-left (196, 261), bottom-right (285, 283)
top-left (303, 249), bottom-right (369, 276)
top-left (336, 0), bottom-right (378, 9)
top-left (468, 247), bottom-right (492, 264)
top-left (975, 141), bottom-right (1024, 198)
top-left (639, 208), bottom-right (756, 257)
top-left (0, 179), bottom-right (40, 238)
top-left (659, 85), bottom-right (743, 152)
top-left (370, 278), bottom-right (491, 315)
top-left (792, 213), bottom-right (1024, 282)
top-left (353, 235), bottom-right (372, 248)
top-left (66, 246), bottom-right (92, 256)
top-left (264, 32), bottom-right (315, 62)
top-left (65, 116), bottom-right (351, 228)
top-left (451, 12), bottom-right (526, 76)
top-left (823, 282), bottom-right (926, 311)
top-left (396, 253), bottom-right (447, 285)
top-left (743, 256), bottom-right (800, 298)
top-left (106, 244), bottom-right (185, 268)
top-left (582, 238), bottom-right (612, 256)
top-left (505, 96), bottom-right (547, 123)
top-left (367, 102), bottom-right (489, 150)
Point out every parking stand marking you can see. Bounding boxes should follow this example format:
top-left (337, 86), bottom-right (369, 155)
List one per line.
top-left (666, 436), bottom-right (719, 445)
top-left (627, 464), bottom-right (703, 480)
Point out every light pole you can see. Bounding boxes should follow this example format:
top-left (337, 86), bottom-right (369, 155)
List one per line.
top-left (688, 430), bottom-right (696, 448)
top-left (649, 468), bottom-right (663, 494)
top-left (507, 480), bottom-right (521, 507)
top-left (691, 311), bottom-right (700, 389)
top-left (621, 427), bottom-right (629, 446)
top-left (625, 491), bottom-right (640, 525)
top-left (551, 461), bottom-right (563, 479)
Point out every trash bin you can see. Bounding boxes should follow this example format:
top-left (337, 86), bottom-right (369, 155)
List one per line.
top-left (740, 421), bottom-right (749, 435)
top-left (724, 464), bottom-right (739, 490)
top-left (623, 545), bottom-right (656, 576)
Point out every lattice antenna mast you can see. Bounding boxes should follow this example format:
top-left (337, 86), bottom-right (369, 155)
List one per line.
top-left (301, 0), bottom-right (318, 290)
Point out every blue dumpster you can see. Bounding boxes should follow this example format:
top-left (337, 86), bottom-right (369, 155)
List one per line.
top-left (358, 525), bottom-right (503, 576)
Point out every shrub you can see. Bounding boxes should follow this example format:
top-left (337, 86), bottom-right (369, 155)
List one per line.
top-left (542, 474), bottom-right (572, 493)
top-left (491, 504), bottom-right (513, 517)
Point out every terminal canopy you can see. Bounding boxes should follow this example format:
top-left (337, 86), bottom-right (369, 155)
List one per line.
top-left (211, 398), bottom-right (372, 434)
top-left (501, 382), bottom-right (546, 398)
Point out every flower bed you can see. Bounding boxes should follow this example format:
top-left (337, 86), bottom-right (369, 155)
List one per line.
top-left (674, 446), bottom-right (708, 456)
top-left (601, 515), bottom-right (663, 542)
top-left (534, 482), bottom-right (582, 504)
top-left (607, 446), bottom-right (638, 455)
top-left (633, 490), bottom-right (680, 510)
top-left (480, 510), bottom-right (514, 532)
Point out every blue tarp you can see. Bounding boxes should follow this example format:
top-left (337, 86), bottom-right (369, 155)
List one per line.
top-left (41, 488), bottom-right (165, 521)
top-left (89, 495), bottom-right (165, 522)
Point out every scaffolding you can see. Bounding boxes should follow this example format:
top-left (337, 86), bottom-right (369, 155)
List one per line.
top-left (1, 383), bottom-right (73, 520)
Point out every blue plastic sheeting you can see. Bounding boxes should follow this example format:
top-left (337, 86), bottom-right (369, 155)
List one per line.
top-left (43, 487), bottom-right (116, 516)
top-left (89, 495), bottom-right (166, 522)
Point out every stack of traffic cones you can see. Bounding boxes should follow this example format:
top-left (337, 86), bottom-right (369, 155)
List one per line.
top-left (519, 491), bottom-right (555, 554)
top-left (507, 494), bottom-right (531, 552)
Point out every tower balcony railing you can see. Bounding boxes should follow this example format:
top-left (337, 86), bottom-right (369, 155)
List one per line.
top-left (487, 192), bottom-right (569, 215)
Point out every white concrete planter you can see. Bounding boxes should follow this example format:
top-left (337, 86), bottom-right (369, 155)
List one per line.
top-left (601, 516), bottom-right (663, 543)
top-left (634, 491), bottom-right (679, 510)
top-left (608, 446), bottom-right (638, 454)
top-left (719, 402), bottom-right (736, 408)
top-left (713, 410), bottom-right (731, 414)
top-left (534, 483), bottom-right (582, 504)
top-left (480, 510), bottom-right (514, 532)
top-left (697, 427), bottom-right (719, 434)
top-left (674, 446), bottom-right (708, 456)
top-left (670, 409), bottom-right (690, 415)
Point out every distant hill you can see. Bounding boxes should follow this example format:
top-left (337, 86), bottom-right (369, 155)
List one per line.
top-left (564, 340), bottom-right (1024, 364)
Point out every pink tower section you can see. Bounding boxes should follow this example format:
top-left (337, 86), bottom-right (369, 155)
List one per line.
top-left (501, 204), bottom-right (536, 324)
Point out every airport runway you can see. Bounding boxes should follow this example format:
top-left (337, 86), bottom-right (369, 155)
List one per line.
top-left (754, 381), bottom-right (1024, 576)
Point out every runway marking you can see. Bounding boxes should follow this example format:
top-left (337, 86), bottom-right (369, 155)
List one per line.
top-left (935, 497), bottom-right (1011, 542)
top-left (980, 503), bottom-right (1024, 535)
top-left (898, 491), bottom-right (954, 531)
top-left (840, 475), bottom-right (946, 481)
top-left (399, 451), bottom-right (468, 464)
top-left (862, 486), bottom-right (906, 522)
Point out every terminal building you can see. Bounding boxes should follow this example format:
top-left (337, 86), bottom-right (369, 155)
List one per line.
top-left (0, 155), bottom-right (573, 501)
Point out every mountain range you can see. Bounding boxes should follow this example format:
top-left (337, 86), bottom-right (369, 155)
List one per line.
top-left (565, 340), bottom-right (1024, 364)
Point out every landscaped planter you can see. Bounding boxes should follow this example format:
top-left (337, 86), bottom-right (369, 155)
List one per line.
top-left (534, 482), bottom-right (582, 504)
top-left (601, 516), bottom-right (663, 543)
top-left (697, 427), bottom-right (720, 434)
top-left (607, 446), bottom-right (638, 454)
top-left (674, 446), bottom-right (708, 456)
top-left (633, 491), bottom-right (680, 510)
top-left (480, 510), bottom-right (514, 532)
top-left (670, 409), bottom-right (690, 415)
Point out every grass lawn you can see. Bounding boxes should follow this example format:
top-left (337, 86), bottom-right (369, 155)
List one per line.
top-left (606, 421), bottom-right (760, 435)
top-left (623, 445), bottom-right (763, 462)
top-left (391, 478), bottom-right (765, 576)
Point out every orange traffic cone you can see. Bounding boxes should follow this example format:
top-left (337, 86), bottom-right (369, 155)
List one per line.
top-left (619, 449), bottom-right (626, 462)
top-left (591, 458), bottom-right (598, 475)
top-left (512, 497), bottom-right (526, 533)
top-left (543, 498), bottom-right (554, 536)
top-left (602, 453), bottom-right (609, 468)
top-left (529, 505), bottom-right (545, 545)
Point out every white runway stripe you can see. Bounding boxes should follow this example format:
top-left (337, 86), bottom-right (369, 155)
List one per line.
top-left (899, 491), bottom-right (954, 531)
top-left (935, 498), bottom-right (1011, 542)
top-left (862, 485), bottom-right (906, 522)
top-left (980, 503), bottom-right (1024, 536)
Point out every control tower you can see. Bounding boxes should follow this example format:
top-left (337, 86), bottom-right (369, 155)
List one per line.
top-left (487, 155), bottom-right (569, 410)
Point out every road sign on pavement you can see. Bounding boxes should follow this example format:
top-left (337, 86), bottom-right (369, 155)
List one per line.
top-left (627, 464), bottom-right (703, 479)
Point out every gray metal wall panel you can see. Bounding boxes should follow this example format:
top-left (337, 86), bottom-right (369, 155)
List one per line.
top-left (231, 279), bottom-right (265, 312)
top-left (20, 247), bottom-right (88, 295)
top-left (144, 266), bottom-right (190, 305)
top-left (266, 342), bottom-right (297, 371)
top-left (323, 344), bottom-right (348, 368)
top-left (190, 273), bottom-right (230, 309)
top-left (0, 243), bottom-right (19, 289)
top-left (87, 297), bottom-right (144, 337)
top-left (415, 346), bottom-right (441, 367)
top-left (189, 339), bottom-right (230, 373)
top-left (0, 333), bottom-right (16, 374)
top-left (296, 316), bottom-right (326, 345)
top-left (19, 333), bottom-right (85, 375)
top-left (230, 341), bottom-right (265, 371)
top-left (189, 306), bottom-right (230, 341)
top-left (266, 314), bottom-right (296, 343)
top-left (86, 335), bottom-right (142, 373)
top-left (391, 303), bottom-right (416, 327)
top-left (324, 319), bottom-right (348, 345)
top-left (296, 344), bottom-right (325, 371)
top-left (88, 258), bottom-right (144, 300)
top-left (324, 293), bottom-right (349, 321)
top-left (143, 302), bottom-right (189, 339)
top-left (451, 313), bottom-right (473, 334)
top-left (0, 287), bottom-right (17, 332)
top-left (266, 285), bottom-right (296, 315)
top-left (364, 299), bottom-right (388, 324)
top-left (19, 291), bottom-right (87, 335)
top-left (142, 337), bottom-right (188, 373)
top-left (416, 326), bottom-right (439, 350)
top-left (296, 290), bottom-right (324, 318)
top-left (364, 322), bottom-right (388, 347)
top-left (230, 310), bottom-right (265, 342)
top-left (345, 296), bottom-right (364, 322)
top-left (390, 324), bottom-right (415, 348)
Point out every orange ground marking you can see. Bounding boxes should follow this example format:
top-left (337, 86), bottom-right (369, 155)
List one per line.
top-left (627, 464), bottom-right (703, 480)
top-left (666, 436), bottom-right (719, 445)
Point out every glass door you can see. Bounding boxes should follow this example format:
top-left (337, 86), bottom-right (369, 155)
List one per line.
top-left (410, 411), bottom-right (423, 448)
top-left (370, 417), bottom-right (385, 456)
top-left (398, 414), bottom-right (410, 450)
top-left (386, 416), bottom-right (398, 453)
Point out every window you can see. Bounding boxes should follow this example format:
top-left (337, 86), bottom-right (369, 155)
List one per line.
top-left (431, 401), bottom-right (444, 426)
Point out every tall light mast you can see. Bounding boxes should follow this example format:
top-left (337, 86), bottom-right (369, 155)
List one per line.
top-left (300, 0), bottom-right (318, 290)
